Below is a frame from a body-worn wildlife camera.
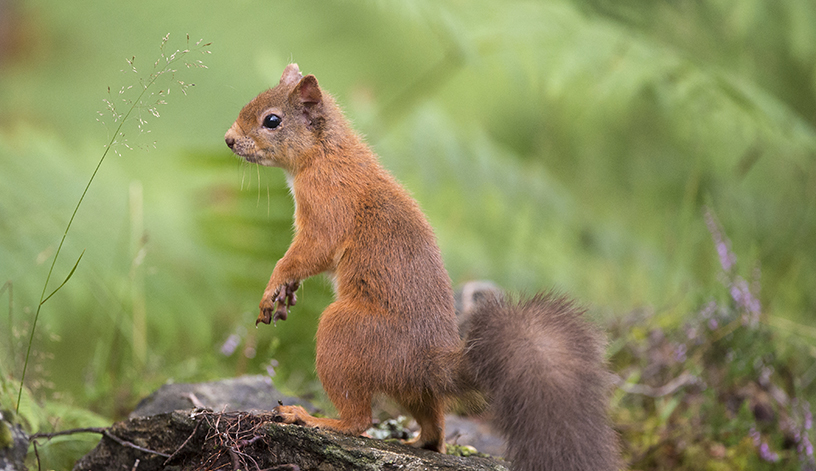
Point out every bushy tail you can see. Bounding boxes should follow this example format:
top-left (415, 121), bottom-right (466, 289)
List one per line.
top-left (460, 290), bottom-right (621, 471)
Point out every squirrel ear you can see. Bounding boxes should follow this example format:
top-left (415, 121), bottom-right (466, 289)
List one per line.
top-left (280, 63), bottom-right (303, 86)
top-left (295, 75), bottom-right (322, 106)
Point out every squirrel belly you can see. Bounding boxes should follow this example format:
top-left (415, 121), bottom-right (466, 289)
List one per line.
top-left (225, 64), bottom-right (621, 470)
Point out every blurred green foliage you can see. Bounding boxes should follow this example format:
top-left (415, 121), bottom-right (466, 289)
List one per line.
top-left (611, 213), bottom-right (816, 469)
top-left (1, 0), bottom-right (815, 468)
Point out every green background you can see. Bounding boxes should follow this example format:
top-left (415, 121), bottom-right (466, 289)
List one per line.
top-left (1, 0), bottom-right (815, 467)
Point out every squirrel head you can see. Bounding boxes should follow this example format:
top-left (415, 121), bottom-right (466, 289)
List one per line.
top-left (225, 63), bottom-right (334, 171)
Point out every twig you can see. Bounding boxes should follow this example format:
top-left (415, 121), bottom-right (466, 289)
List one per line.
top-left (214, 407), bottom-right (224, 431)
top-left (236, 447), bottom-right (263, 471)
top-left (616, 371), bottom-right (697, 397)
top-left (30, 426), bottom-right (107, 439)
top-left (164, 419), bottom-right (202, 465)
top-left (33, 440), bottom-right (41, 471)
top-left (29, 426), bottom-right (171, 459)
top-left (101, 429), bottom-right (171, 458)
top-left (236, 435), bottom-right (265, 449)
top-left (184, 392), bottom-right (208, 409)
top-left (228, 447), bottom-right (241, 471)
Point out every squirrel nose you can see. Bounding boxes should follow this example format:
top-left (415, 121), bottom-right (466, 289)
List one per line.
top-left (225, 136), bottom-right (235, 149)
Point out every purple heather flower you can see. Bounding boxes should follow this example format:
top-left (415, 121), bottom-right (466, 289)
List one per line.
top-left (759, 443), bottom-right (779, 462)
top-left (750, 426), bottom-right (761, 444)
top-left (730, 277), bottom-right (761, 326)
top-left (220, 333), bottom-right (240, 356)
top-left (674, 343), bottom-right (688, 363)
top-left (686, 326), bottom-right (698, 341)
top-left (700, 300), bottom-right (717, 319)
top-left (266, 359), bottom-right (279, 377)
top-left (750, 426), bottom-right (780, 463)
top-left (704, 208), bottom-right (737, 273)
top-left (791, 400), bottom-right (816, 470)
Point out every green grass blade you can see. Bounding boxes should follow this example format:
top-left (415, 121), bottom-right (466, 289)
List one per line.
top-left (41, 250), bottom-right (86, 306)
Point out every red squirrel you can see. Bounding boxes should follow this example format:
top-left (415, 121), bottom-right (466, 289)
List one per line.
top-left (224, 64), bottom-right (621, 471)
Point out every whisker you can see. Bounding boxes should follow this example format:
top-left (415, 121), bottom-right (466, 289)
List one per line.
top-left (256, 163), bottom-right (262, 207)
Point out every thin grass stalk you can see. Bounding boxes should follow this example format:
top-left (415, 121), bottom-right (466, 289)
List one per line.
top-left (15, 50), bottom-right (187, 413)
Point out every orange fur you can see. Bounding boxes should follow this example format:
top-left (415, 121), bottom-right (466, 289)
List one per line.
top-left (225, 64), bottom-right (621, 468)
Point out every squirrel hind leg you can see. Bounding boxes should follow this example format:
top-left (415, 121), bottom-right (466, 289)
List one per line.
top-left (273, 391), bottom-right (373, 437)
top-left (400, 396), bottom-right (447, 453)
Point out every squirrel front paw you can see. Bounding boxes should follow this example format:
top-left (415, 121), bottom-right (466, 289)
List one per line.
top-left (257, 280), bottom-right (301, 326)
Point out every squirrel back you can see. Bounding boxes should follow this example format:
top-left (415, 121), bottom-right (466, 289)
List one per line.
top-left (458, 286), bottom-right (621, 471)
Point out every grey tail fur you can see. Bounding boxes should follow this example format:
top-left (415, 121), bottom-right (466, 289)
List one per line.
top-left (460, 291), bottom-right (621, 471)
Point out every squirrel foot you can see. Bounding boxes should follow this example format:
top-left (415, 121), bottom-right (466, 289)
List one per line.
top-left (271, 405), bottom-right (310, 426)
top-left (404, 432), bottom-right (446, 453)
top-left (271, 404), bottom-right (370, 437)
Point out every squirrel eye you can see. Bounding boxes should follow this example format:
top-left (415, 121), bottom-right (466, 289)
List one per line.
top-left (262, 114), bottom-right (282, 129)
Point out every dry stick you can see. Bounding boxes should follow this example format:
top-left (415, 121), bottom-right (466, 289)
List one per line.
top-left (100, 429), bottom-right (172, 458)
top-left (203, 410), bottom-right (267, 471)
top-left (163, 419), bottom-right (202, 465)
top-left (235, 448), bottom-right (262, 471)
top-left (237, 435), bottom-right (265, 449)
top-left (29, 426), bottom-right (106, 439)
top-left (29, 427), bottom-right (171, 458)
top-left (228, 447), bottom-right (241, 471)
top-left (184, 392), bottom-right (208, 409)
top-left (616, 371), bottom-right (697, 397)
top-left (33, 440), bottom-right (41, 471)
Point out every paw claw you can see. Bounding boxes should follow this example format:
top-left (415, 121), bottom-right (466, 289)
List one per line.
top-left (271, 405), bottom-right (308, 426)
top-left (273, 307), bottom-right (288, 323)
top-left (257, 281), bottom-right (300, 326)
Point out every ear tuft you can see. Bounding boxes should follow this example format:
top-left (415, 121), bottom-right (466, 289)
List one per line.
top-left (296, 75), bottom-right (322, 106)
top-left (280, 64), bottom-right (303, 86)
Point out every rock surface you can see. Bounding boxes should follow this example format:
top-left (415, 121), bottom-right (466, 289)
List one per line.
top-left (0, 413), bottom-right (28, 471)
top-left (130, 375), bottom-right (312, 418)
